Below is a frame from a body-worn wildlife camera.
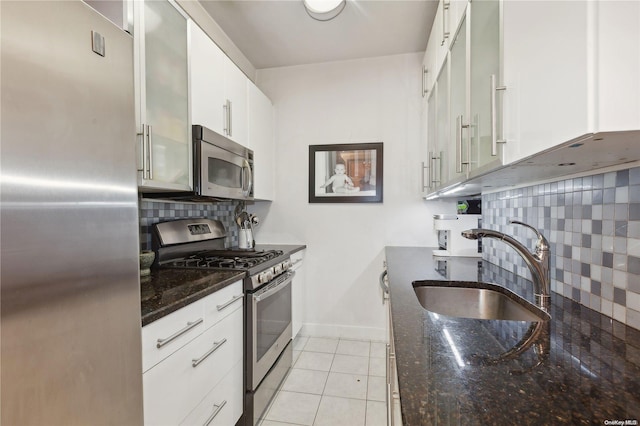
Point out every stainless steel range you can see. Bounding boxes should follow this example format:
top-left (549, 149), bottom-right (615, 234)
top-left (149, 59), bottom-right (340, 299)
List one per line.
top-left (152, 218), bottom-right (294, 426)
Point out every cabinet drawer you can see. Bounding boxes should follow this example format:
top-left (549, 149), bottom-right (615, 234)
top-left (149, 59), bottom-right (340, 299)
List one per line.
top-left (143, 307), bottom-right (243, 426)
top-left (180, 359), bottom-right (243, 426)
top-left (203, 280), bottom-right (243, 328)
top-left (141, 299), bottom-right (206, 372)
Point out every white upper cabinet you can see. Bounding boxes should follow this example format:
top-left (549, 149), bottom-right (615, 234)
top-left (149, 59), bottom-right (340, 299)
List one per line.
top-left (135, 0), bottom-right (192, 191)
top-left (469, 0), bottom-right (502, 175)
top-left (423, 8), bottom-right (438, 93)
top-left (189, 20), bottom-right (226, 137)
top-left (448, 13), bottom-right (469, 182)
top-left (501, 1), bottom-right (590, 165)
top-left (430, 0), bottom-right (467, 78)
top-left (247, 81), bottom-right (275, 201)
top-left (223, 55), bottom-right (248, 145)
top-left (421, 51), bottom-right (432, 195)
top-left (189, 21), bottom-right (248, 146)
top-left (423, 0), bottom-right (640, 197)
top-left (448, 0), bottom-right (467, 33)
top-left (502, 1), bottom-right (640, 165)
top-left (592, 0), bottom-right (640, 133)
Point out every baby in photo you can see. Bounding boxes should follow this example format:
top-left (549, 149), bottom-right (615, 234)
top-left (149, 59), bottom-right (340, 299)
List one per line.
top-left (320, 163), bottom-right (360, 193)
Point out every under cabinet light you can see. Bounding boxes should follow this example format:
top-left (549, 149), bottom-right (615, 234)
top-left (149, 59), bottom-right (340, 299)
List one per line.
top-left (441, 185), bottom-right (465, 196)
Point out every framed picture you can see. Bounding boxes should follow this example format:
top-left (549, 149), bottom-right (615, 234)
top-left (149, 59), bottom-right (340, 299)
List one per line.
top-left (309, 142), bottom-right (383, 203)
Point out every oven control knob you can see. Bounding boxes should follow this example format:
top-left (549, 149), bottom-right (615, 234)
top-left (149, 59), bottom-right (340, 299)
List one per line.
top-left (282, 259), bottom-right (292, 271)
top-left (274, 264), bottom-right (282, 275)
top-left (259, 270), bottom-right (273, 284)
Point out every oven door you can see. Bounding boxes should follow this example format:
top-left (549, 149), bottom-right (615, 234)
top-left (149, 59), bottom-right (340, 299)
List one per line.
top-left (248, 270), bottom-right (294, 390)
top-left (198, 140), bottom-right (253, 200)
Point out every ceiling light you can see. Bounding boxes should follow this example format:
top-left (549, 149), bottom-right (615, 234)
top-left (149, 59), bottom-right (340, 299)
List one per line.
top-left (303, 0), bottom-right (346, 21)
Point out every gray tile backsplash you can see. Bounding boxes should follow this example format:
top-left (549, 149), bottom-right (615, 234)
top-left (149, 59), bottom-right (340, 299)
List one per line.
top-left (482, 166), bottom-right (640, 331)
top-left (138, 198), bottom-right (240, 251)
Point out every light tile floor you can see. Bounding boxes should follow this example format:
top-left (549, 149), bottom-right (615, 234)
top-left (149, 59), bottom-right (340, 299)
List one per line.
top-left (259, 335), bottom-right (387, 426)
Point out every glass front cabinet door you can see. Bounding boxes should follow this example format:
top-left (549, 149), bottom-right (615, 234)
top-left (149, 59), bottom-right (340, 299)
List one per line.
top-left (134, 0), bottom-right (192, 191)
top-left (470, 0), bottom-right (504, 175)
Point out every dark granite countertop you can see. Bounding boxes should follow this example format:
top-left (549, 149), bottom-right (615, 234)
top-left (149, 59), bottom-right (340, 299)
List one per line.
top-left (254, 244), bottom-right (307, 255)
top-left (140, 269), bottom-right (245, 326)
top-left (140, 245), bottom-right (306, 327)
top-left (385, 246), bottom-right (640, 425)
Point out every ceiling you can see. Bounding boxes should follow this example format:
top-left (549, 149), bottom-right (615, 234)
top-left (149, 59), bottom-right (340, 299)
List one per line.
top-left (198, 0), bottom-right (438, 69)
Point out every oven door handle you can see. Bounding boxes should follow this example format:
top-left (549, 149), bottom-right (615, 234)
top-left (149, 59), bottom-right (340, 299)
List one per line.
top-left (254, 271), bottom-right (295, 302)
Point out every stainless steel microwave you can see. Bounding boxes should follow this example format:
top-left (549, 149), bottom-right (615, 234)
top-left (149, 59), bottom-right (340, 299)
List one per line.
top-left (193, 125), bottom-right (254, 201)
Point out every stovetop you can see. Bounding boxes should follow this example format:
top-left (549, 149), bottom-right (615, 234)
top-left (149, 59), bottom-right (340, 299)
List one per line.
top-left (159, 248), bottom-right (292, 292)
top-left (162, 249), bottom-right (285, 270)
top-left (152, 219), bottom-right (294, 291)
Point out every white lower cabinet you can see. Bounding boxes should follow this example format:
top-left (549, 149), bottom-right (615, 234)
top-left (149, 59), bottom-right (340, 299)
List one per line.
top-left (180, 359), bottom-right (243, 426)
top-left (141, 297), bottom-right (206, 373)
top-left (291, 249), bottom-right (306, 338)
top-left (383, 265), bottom-right (402, 426)
top-left (142, 281), bottom-right (244, 426)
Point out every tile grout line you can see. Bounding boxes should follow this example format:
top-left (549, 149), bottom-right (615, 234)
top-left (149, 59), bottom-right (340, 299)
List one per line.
top-left (265, 338), bottom-right (383, 426)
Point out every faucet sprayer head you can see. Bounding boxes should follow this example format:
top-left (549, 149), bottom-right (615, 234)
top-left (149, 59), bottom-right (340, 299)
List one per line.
top-left (461, 229), bottom-right (479, 240)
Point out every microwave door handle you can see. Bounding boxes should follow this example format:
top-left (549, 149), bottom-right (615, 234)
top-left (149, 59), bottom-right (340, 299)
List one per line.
top-left (242, 159), bottom-right (253, 197)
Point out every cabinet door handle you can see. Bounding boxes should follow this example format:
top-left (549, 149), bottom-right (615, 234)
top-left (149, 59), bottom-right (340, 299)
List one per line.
top-left (137, 123), bottom-right (146, 176)
top-left (156, 318), bottom-right (204, 348)
top-left (147, 124), bottom-right (153, 180)
top-left (216, 294), bottom-right (243, 311)
top-left (422, 66), bottom-right (429, 98)
top-left (422, 160), bottom-right (429, 190)
top-left (228, 100), bottom-right (233, 137)
top-left (140, 124), bottom-right (152, 180)
top-left (192, 338), bottom-right (227, 368)
top-left (441, 0), bottom-right (450, 46)
top-left (456, 115), bottom-right (469, 173)
top-left (490, 74), bottom-right (507, 156)
top-left (432, 151), bottom-right (441, 184)
top-left (223, 99), bottom-right (233, 137)
top-left (203, 400), bottom-right (227, 426)
top-left (386, 382), bottom-right (393, 426)
top-left (385, 343), bottom-right (391, 384)
top-left (223, 100), bottom-right (230, 136)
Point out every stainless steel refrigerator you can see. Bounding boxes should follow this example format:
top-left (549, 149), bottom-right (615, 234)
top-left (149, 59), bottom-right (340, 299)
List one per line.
top-left (1, 1), bottom-right (143, 424)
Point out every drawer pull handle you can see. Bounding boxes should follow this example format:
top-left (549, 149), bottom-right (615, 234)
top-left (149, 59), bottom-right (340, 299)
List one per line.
top-left (216, 295), bottom-right (243, 311)
top-left (192, 338), bottom-right (227, 368)
top-left (156, 318), bottom-right (203, 348)
top-left (204, 400), bottom-right (227, 426)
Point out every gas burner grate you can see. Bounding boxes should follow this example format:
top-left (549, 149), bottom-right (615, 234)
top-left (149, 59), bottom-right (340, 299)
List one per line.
top-left (163, 249), bottom-right (285, 271)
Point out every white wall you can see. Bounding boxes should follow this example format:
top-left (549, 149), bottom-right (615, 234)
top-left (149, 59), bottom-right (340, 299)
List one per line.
top-left (249, 53), bottom-right (454, 341)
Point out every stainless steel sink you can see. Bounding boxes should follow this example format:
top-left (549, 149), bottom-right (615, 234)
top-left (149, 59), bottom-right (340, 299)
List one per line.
top-left (413, 281), bottom-right (550, 322)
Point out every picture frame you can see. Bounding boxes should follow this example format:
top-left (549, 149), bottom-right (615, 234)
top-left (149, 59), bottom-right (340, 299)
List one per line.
top-left (309, 142), bottom-right (383, 203)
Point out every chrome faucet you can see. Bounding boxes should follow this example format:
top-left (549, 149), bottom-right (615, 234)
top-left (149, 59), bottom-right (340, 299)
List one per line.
top-left (461, 220), bottom-right (550, 311)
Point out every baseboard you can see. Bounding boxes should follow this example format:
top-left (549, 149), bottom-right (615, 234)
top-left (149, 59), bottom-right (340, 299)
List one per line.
top-left (300, 322), bottom-right (386, 342)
